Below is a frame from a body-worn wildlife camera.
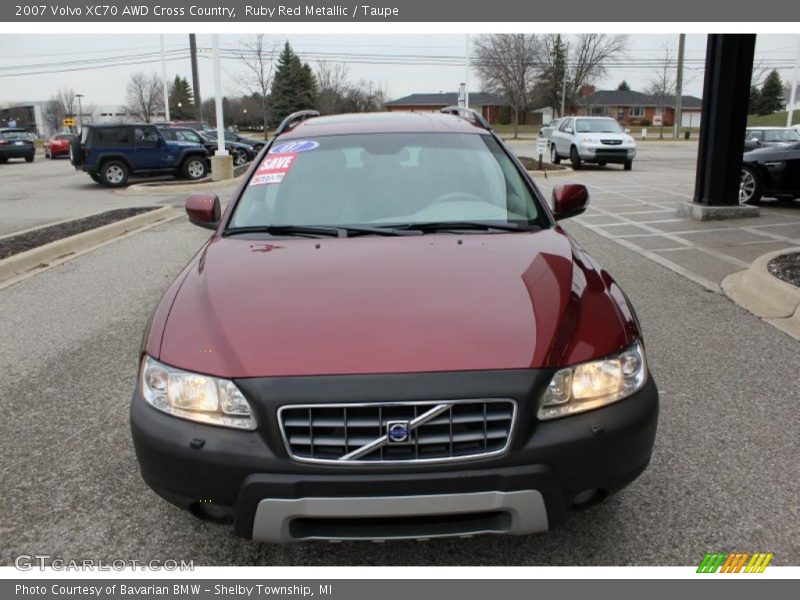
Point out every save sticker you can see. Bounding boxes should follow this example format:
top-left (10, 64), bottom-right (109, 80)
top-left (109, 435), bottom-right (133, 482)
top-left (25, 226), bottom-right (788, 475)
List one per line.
top-left (249, 152), bottom-right (297, 186)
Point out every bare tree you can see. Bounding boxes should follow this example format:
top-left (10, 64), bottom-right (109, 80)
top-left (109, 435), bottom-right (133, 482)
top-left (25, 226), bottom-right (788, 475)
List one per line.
top-left (125, 71), bottom-right (164, 123)
top-left (538, 34), bottom-right (628, 113)
top-left (645, 42), bottom-right (677, 139)
top-left (235, 34), bottom-right (278, 137)
top-left (48, 87), bottom-right (76, 132)
top-left (473, 34), bottom-right (539, 138)
top-left (316, 61), bottom-right (351, 115)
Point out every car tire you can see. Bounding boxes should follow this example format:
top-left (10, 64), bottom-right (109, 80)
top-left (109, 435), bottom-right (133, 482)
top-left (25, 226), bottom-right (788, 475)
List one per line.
top-left (598, 161), bottom-right (607, 167)
top-left (0, 156), bottom-right (7, 164)
top-left (89, 172), bottom-right (102, 183)
top-left (25, 155), bottom-right (34, 163)
top-left (550, 145), bottom-right (561, 165)
top-left (181, 156), bottom-right (208, 180)
top-left (233, 148), bottom-right (248, 167)
top-left (739, 165), bottom-right (763, 204)
top-left (69, 138), bottom-right (83, 167)
top-left (570, 146), bottom-right (582, 170)
top-left (100, 160), bottom-right (129, 187)
top-left (624, 160), bottom-right (633, 171)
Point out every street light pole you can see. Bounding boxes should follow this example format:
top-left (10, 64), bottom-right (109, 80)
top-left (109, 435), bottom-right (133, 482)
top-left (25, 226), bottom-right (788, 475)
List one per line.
top-left (75, 94), bottom-right (84, 134)
top-left (674, 33), bottom-right (685, 139)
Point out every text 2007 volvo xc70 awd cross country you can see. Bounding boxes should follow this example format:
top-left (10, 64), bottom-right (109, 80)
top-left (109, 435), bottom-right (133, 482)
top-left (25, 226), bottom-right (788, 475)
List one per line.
top-left (131, 109), bottom-right (658, 543)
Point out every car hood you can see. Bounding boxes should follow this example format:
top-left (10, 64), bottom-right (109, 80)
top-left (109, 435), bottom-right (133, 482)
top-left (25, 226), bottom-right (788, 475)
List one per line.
top-left (153, 229), bottom-right (639, 378)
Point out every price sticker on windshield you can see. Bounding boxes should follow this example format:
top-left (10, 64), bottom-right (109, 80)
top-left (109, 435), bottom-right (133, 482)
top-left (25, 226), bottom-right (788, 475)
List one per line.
top-left (249, 153), bottom-right (297, 186)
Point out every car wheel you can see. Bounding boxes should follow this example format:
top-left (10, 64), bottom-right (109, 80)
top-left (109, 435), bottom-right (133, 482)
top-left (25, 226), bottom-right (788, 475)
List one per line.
top-left (598, 161), bottom-right (607, 167)
top-left (25, 155), bottom-right (34, 163)
top-left (739, 165), bottom-right (763, 204)
top-left (0, 156), bottom-right (8, 164)
top-left (101, 160), bottom-right (129, 187)
top-left (570, 146), bottom-right (582, 170)
top-left (233, 148), bottom-right (248, 166)
top-left (550, 144), bottom-right (561, 165)
top-left (624, 160), bottom-right (633, 171)
top-left (181, 156), bottom-right (208, 180)
top-left (89, 173), bottom-right (102, 183)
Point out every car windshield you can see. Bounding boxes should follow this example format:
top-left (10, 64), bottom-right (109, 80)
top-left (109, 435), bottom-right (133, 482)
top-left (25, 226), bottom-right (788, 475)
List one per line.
top-left (230, 133), bottom-right (540, 229)
top-left (575, 119), bottom-right (623, 134)
top-left (761, 129), bottom-right (800, 142)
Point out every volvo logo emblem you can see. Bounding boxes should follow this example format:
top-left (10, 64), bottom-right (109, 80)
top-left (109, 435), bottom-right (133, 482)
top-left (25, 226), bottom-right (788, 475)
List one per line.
top-left (386, 421), bottom-right (410, 444)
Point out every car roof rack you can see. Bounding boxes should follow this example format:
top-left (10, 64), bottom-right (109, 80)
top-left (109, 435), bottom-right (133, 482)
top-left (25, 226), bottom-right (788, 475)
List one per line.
top-left (274, 110), bottom-right (320, 136)
top-left (439, 106), bottom-right (492, 131)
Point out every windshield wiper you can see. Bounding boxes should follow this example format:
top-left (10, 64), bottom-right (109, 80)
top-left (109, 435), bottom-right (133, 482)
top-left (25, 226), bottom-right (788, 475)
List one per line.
top-left (222, 224), bottom-right (420, 238)
top-left (389, 221), bottom-right (539, 234)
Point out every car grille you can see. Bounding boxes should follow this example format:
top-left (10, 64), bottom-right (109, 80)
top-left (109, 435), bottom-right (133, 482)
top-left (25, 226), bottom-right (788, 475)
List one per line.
top-left (596, 149), bottom-right (628, 157)
top-left (278, 400), bottom-right (516, 464)
top-left (601, 139), bottom-right (623, 145)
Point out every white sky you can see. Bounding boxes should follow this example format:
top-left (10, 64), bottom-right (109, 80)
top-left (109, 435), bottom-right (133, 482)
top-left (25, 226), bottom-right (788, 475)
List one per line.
top-left (0, 34), bottom-right (797, 107)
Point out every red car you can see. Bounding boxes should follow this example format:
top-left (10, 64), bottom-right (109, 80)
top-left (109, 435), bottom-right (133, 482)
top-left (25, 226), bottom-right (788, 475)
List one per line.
top-left (44, 133), bottom-right (74, 159)
top-left (131, 109), bottom-right (658, 543)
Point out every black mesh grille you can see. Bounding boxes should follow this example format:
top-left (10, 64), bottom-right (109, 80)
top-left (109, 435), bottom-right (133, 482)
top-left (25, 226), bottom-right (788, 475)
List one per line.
top-left (279, 400), bottom-right (515, 464)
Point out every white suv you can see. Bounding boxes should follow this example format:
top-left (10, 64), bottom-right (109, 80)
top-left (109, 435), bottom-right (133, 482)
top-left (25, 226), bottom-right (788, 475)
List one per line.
top-left (551, 116), bottom-right (637, 170)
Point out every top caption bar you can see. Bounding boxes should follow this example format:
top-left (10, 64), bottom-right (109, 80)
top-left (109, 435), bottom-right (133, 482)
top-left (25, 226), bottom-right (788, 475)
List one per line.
top-left (3, 0), bottom-right (800, 22)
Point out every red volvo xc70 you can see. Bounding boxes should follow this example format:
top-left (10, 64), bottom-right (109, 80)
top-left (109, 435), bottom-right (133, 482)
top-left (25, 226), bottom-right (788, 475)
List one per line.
top-left (131, 109), bottom-right (658, 543)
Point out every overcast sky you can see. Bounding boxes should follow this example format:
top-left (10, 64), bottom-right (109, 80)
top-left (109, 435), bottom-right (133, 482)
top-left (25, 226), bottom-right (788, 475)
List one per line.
top-left (0, 34), bottom-right (797, 107)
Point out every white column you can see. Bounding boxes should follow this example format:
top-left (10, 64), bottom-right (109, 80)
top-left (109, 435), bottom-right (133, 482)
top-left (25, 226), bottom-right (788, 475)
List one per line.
top-left (160, 35), bottom-right (170, 122)
top-left (787, 37), bottom-right (800, 128)
top-left (212, 34), bottom-right (226, 156)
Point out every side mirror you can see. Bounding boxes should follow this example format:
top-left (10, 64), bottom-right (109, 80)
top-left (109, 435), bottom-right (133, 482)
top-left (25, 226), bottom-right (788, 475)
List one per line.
top-left (551, 183), bottom-right (589, 221)
top-left (185, 193), bottom-right (221, 230)
top-left (564, 127), bottom-right (574, 134)
top-left (624, 128), bottom-right (631, 134)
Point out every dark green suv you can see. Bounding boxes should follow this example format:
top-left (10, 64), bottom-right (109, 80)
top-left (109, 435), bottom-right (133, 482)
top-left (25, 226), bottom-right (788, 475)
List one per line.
top-left (70, 123), bottom-right (209, 187)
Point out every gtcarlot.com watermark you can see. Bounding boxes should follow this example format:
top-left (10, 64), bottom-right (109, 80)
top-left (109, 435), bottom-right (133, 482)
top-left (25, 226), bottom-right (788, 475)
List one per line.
top-left (14, 555), bottom-right (194, 571)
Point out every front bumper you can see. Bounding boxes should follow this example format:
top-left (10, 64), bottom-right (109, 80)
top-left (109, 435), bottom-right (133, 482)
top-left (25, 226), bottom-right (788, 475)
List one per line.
top-left (130, 369), bottom-right (658, 542)
top-left (578, 146), bottom-right (636, 162)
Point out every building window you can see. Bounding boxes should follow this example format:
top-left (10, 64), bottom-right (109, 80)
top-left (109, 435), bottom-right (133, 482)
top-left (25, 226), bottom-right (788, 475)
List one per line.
top-left (629, 107), bottom-right (644, 118)
top-left (590, 107), bottom-right (607, 116)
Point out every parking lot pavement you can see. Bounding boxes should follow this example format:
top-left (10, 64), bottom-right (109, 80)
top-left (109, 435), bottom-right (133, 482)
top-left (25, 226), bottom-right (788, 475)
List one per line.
top-left (508, 140), bottom-right (800, 290)
top-left (1, 212), bottom-right (798, 566)
top-left (0, 156), bottom-right (191, 236)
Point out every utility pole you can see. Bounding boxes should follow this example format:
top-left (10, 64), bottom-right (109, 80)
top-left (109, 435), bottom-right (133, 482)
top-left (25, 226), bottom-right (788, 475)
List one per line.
top-left (674, 34), bottom-right (685, 139)
top-left (75, 93), bottom-right (84, 134)
top-left (160, 35), bottom-right (171, 122)
top-left (465, 34), bottom-right (470, 109)
top-left (189, 34), bottom-right (203, 122)
top-left (560, 42), bottom-right (570, 117)
top-left (787, 37), bottom-right (799, 128)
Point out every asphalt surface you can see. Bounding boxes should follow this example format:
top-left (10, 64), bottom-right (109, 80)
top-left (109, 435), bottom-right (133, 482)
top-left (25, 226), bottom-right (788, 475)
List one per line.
top-left (0, 156), bottom-right (185, 236)
top-left (0, 144), bottom-right (798, 566)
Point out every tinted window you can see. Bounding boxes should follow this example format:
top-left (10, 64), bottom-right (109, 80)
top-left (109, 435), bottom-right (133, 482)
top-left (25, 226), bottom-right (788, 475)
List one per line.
top-left (1, 130), bottom-right (32, 141)
top-left (92, 127), bottom-right (130, 146)
top-left (746, 130), bottom-right (763, 141)
top-left (174, 129), bottom-right (201, 143)
top-left (559, 119), bottom-right (573, 132)
top-left (575, 118), bottom-right (623, 133)
top-left (762, 129), bottom-right (800, 142)
top-left (231, 133), bottom-right (539, 228)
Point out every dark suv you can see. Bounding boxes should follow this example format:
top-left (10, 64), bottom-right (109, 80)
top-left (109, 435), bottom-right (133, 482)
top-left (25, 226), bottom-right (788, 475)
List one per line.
top-left (71, 124), bottom-right (209, 187)
top-left (132, 109), bottom-right (658, 543)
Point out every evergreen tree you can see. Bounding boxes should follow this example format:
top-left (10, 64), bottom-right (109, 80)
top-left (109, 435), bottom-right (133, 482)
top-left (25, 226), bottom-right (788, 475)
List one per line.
top-left (169, 75), bottom-right (195, 120)
top-left (270, 42), bottom-right (318, 126)
top-left (541, 35), bottom-right (567, 115)
top-left (617, 80), bottom-right (631, 91)
top-left (757, 70), bottom-right (784, 115)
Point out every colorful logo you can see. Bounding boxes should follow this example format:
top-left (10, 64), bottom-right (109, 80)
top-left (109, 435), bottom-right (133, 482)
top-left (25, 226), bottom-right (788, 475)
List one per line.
top-left (696, 552), bottom-right (773, 573)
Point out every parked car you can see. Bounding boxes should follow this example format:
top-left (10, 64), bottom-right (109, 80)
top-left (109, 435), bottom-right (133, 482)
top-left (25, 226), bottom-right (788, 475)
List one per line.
top-left (550, 116), bottom-right (636, 170)
top-left (153, 120), bottom-right (213, 133)
top-left (207, 128), bottom-right (266, 152)
top-left (131, 109), bottom-right (659, 543)
top-left (70, 124), bottom-right (208, 187)
top-left (539, 118), bottom-right (563, 146)
top-left (743, 127), bottom-right (800, 152)
top-left (44, 133), bottom-right (75, 159)
top-left (0, 128), bottom-right (35, 163)
top-left (158, 126), bottom-right (256, 167)
top-left (740, 141), bottom-right (800, 204)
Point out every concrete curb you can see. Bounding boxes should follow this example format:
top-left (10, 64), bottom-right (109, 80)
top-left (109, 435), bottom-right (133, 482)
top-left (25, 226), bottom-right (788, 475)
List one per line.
top-left (721, 247), bottom-right (800, 341)
top-left (0, 206), bottom-right (178, 288)
top-left (527, 168), bottom-right (574, 180)
top-left (119, 174), bottom-right (244, 196)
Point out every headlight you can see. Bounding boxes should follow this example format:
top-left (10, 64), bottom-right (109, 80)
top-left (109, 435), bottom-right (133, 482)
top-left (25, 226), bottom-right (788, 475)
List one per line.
top-left (538, 341), bottom-right (647, 420)
top-left (140, 356), bottom-right (256, 430)
top-left (583, 137), bottom-right (600, 144)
